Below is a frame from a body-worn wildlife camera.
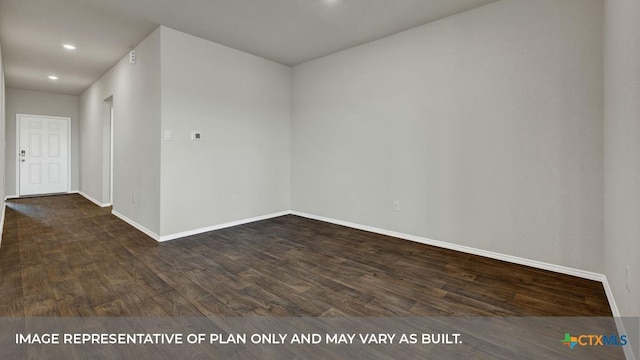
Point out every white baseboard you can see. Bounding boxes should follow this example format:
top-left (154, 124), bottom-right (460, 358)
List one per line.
top-left (290, 211), bottom-right (606, 282)
top-left (73, 198), bottom-right (627, 322)
top-left (76, 191), bottom-right (111, 208)
top-left (111, 210), bottom-right (160, 241)
top-left (111, 210), bottom-right (290, 243)
top-left (291, 211), bottom-right (629, 324)
top-left (602, 277), bottom-right (637, 360)
top-left (159, 211), bottom-right (291, 242)
top-left (624, 333), bottom-right (637, 360)
top-left (604, 279), bottom-right (638, 360)
top-left (0, 202), bottom-right (5, 249)
top-left (603, 276), bottom-right (621, 317)
top-left (4, 195), bottom-right (19, 200)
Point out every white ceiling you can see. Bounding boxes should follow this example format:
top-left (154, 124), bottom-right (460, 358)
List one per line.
top-left (0, 0), bottom-right (496, 95)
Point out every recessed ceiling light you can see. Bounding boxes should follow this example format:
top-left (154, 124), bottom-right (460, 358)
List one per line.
top-left (62, 44), bottom-right (76, 50)
top-left (48, 75), bottom-right (59, 80)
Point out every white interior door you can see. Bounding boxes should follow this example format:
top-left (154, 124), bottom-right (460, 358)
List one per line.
top-left (18, 114), bottom-right (70, 196)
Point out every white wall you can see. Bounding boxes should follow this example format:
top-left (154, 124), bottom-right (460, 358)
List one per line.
top-left (5, 88), bottom-right (80, 196)
top-left (80, 28), bottom-right (161, 234)
top-left (159, 27), bottom-right (291, 237)
top-left (604, 0), bottom-right (640, 316)
top-left (292, 0), bottom-right (604, 272)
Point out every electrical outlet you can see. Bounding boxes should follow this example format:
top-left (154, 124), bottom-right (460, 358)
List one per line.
top-left (393, 201), bottom-right (401, 212)
top-left (625, 265), bottom-right (631, 293)
top-left (232, 194), bottom-right (239, 204)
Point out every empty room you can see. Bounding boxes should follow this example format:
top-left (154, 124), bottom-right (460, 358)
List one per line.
top-left (0, 0), bottom-right (638, 358)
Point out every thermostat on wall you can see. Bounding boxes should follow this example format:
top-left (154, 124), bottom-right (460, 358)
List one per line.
top-left (191, 131), bottom-right (202, 141)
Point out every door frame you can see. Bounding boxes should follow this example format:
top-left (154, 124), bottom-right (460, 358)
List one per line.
top-left (109, 105), bottom-right (114, 205)
top-left (16, 114), bottom-right (71, 196)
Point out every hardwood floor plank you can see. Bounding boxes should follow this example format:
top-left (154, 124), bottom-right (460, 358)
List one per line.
top-left (0, 194), bottom-right (613, 319)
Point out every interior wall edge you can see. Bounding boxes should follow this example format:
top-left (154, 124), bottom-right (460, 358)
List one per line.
top-left (111, 210), bottom-right (160, 241)
top-left (76, 191), bottom-right (111, 208)
top-left (158, 211), bottom-right (291, 242)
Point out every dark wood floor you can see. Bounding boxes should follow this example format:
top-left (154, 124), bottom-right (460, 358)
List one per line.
top-left (0, 194), bottom-right (612, 317)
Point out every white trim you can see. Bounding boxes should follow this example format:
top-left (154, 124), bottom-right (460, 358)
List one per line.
top-left (602, 278), bottom-right (636, 360)
top-left (603, 276), bottom-right (621, 318)
top-left (0, 202), bottom-right (6, 249)
top-left (623, 334), bottom-right (637, 360)
top-left (159, 211), bottom-right (291, 242)
top-left (623, 326), bottom-right (638, 360)
top-left (4, 195), bottom-right (19, 200)
top-left (290, 211), bottom-right (606, 282)
top-left (290, 211), bottom-right (626, 321)
top-left (109, 105), bottom-right (114, 205)
top-left (113, 210), bottom-right (289, 242)
top-left (68, 118), bottom-right (71, 192)
top-left (16, 114), bottom-right (71, 196)
top-left (77, 191), bottom-right (111, 208)
top-left (112, 210), bottom-right (160, 241)
top-left (15, 116), bottom-right (19, 196)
